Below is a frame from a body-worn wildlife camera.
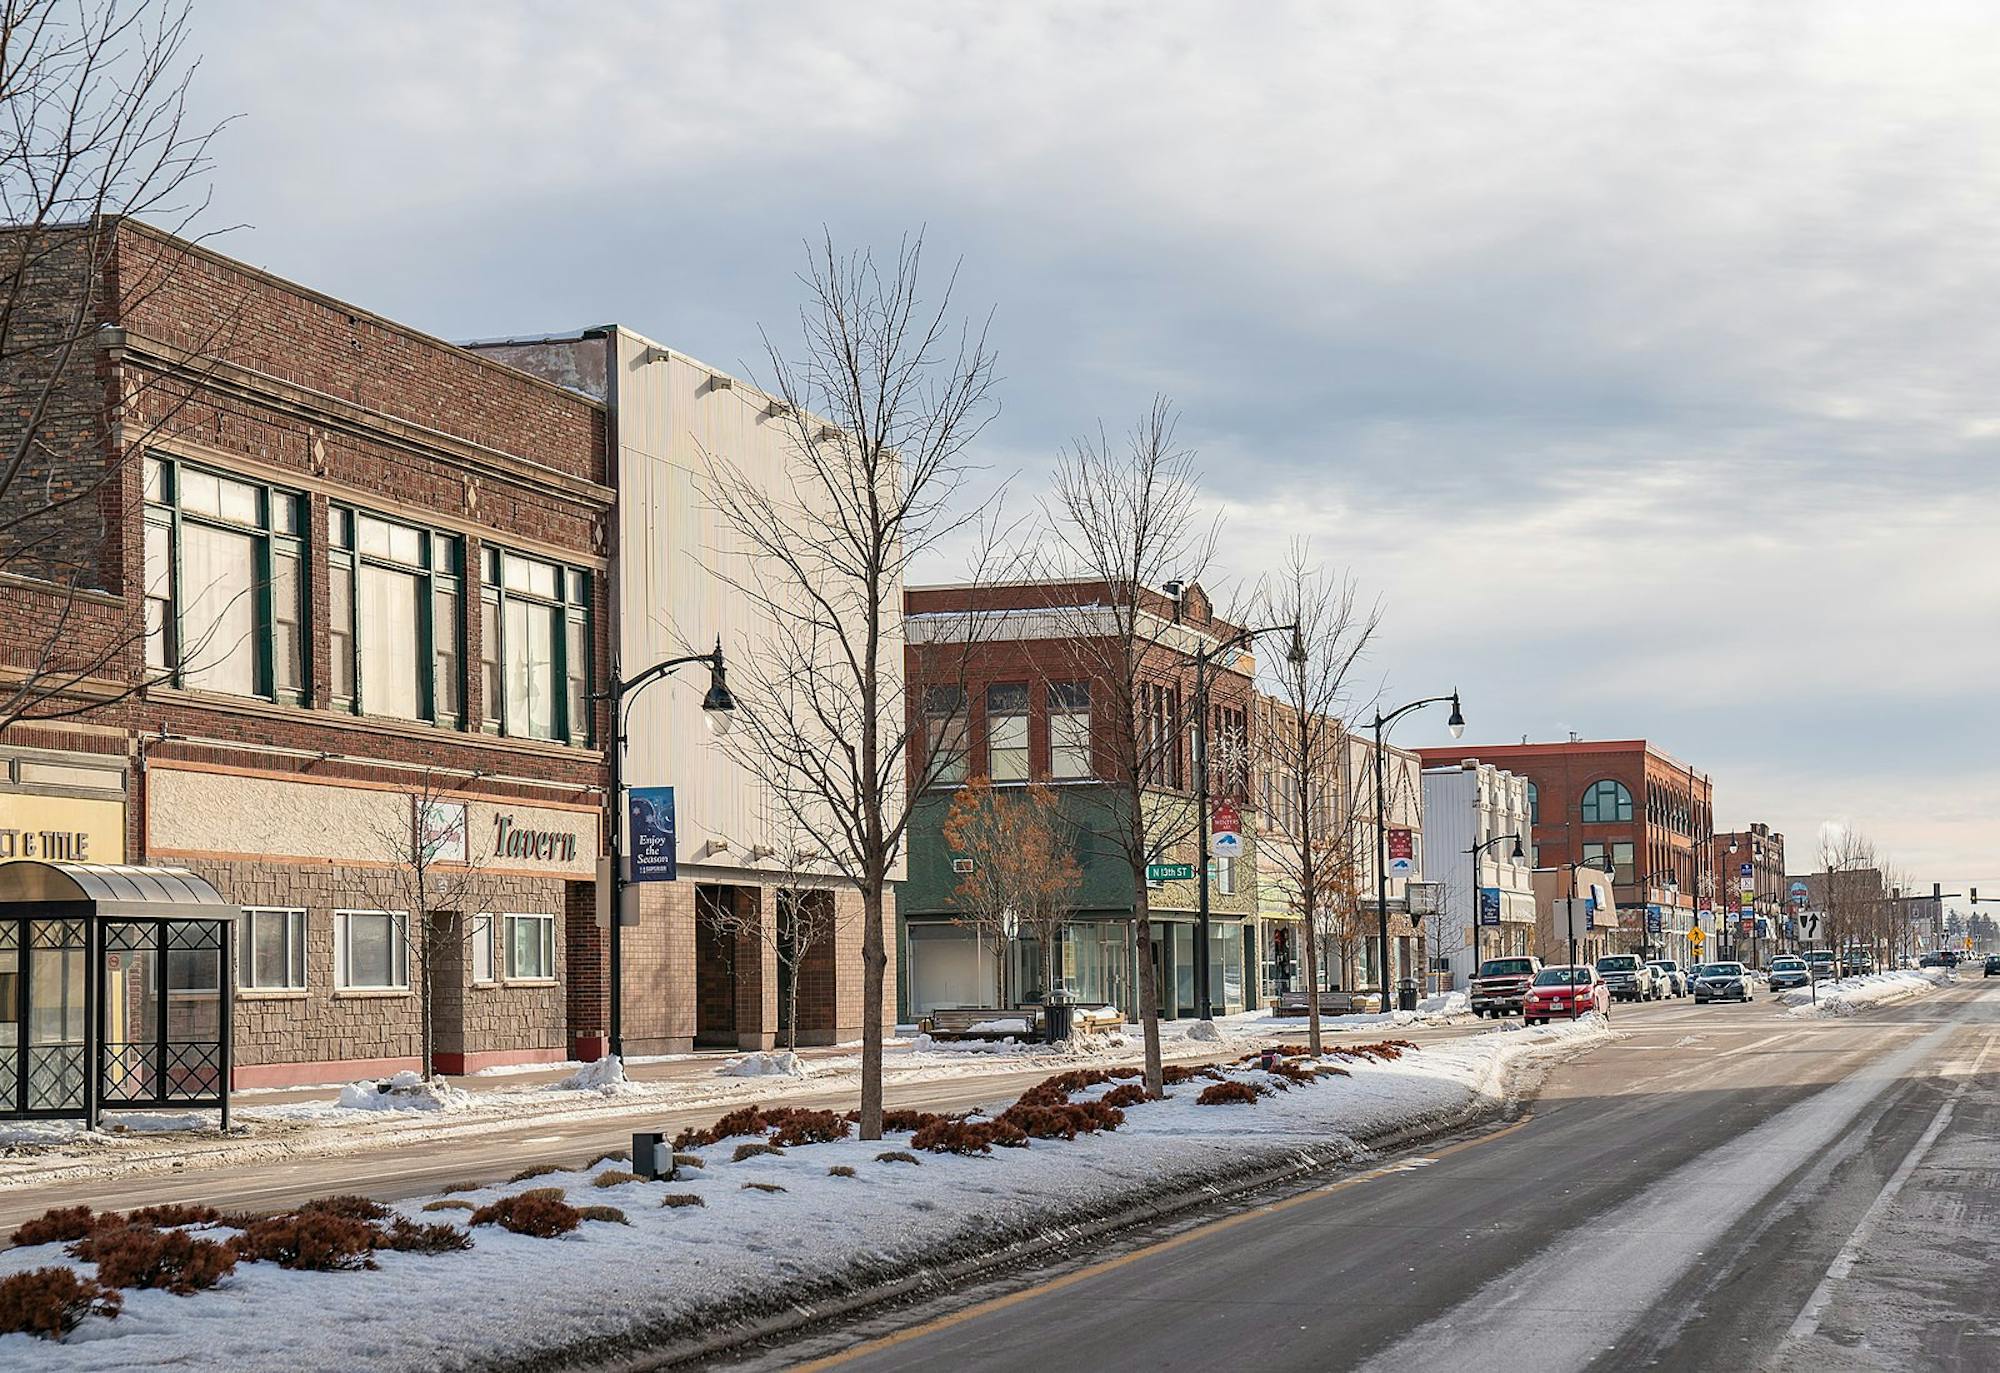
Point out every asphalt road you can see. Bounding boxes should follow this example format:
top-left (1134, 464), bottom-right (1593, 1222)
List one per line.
top-left (761, 981), bottom-right (1999, 1373)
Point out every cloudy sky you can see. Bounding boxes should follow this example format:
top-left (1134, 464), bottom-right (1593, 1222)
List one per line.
top-left (186, 1), bottom-right (1998, 901)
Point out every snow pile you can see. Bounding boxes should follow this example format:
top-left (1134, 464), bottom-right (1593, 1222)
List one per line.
top-left (0, 1019), bottom-right (1608, 1372)
top-left (1780, 969), bottom-right (1950, 1019)
top-left (1184, 1019), bottom-right (1226, 1043)
top-left (558, 1056), bottom-right (634, 1094)
top-left (332, 1072), bottom-right (470, 1113)
top-left (718, 1051), bottom-right (812, 1078)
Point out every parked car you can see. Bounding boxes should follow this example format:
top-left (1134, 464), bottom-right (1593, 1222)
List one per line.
top-left (1595, 954), bottom-right (1656, 1003)
top-left (1840, 949), bottom-right (1875, 977)
top-left (1984, 954), bottom-right (2000, 978)
top-left (1767, 955), bottom-right (1812, 992)
top-left (1692, 961), bottom-right (1753, 1003)
top-left (1469, 956), bottom-right (1542, 1018)
top-left (1803, 949), bottom-right (1838, 981)
top-left (1524, 965), bottom-right (1610, 1024)
top-left (1647, 960), bottom-right (1688, 997)
top-left (1919, 951), bottom-right (1953, 969)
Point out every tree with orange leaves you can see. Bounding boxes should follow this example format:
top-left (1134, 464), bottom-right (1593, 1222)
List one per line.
top-left (939, 778), bottom-right (1084, 1006)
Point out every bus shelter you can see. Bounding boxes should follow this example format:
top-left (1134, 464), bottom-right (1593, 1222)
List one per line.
top-left (0, 861), bottom-right (237, 1129)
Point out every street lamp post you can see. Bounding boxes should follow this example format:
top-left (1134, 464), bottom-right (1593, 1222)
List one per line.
top-left (1371, 692), bottom-right (1464, 1013)
top-left (1638, 869), bottom-right (1680, 963)
top-left (1187, 619), bottom-right (1304, 1022)
top-left (1466, 832), bottom-right (1526, 985)
top-left (599, 639), bottom-right (735, 1061)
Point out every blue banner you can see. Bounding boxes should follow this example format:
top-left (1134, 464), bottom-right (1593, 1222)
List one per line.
top-left (1479, 887), bottom-right (1502, 927)
top-left (1645, 904), bottom-right (1663, 933)
top-left (628, 786), bottom-right (677, 882)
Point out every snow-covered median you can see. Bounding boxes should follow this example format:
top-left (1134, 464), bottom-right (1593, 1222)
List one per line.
top-left (0, 1019), bottom-right (1608, 1369)
top-left (1780, 969), bottom-right (1953, 1018)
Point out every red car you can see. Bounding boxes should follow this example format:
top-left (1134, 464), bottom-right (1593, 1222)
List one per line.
top-left (1523, 965), bottom-right (1611, 1024)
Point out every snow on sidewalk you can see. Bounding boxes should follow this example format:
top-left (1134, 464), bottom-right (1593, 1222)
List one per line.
top-left (0, 1020), bottom-right (1609, 1371)
top-left (1779, 969), bottom-right (1954, 1018)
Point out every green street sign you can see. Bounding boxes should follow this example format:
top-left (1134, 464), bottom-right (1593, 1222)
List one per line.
top-left (1147, 863), bottom-right (1195, 881)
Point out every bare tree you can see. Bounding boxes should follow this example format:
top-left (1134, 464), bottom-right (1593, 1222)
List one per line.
top-left (704, 232), bottom-right (997, 1138)
top-left (367, 773), bottom-right (495, 1081)
top-left (0, 0), bottom-right (235, 731)
top-left (696, 818), bottom-right (848, 1053)
top-left (939, 777), bottom-right (1084, 1010)
top-left (1039, 398), bottom-right (1218, 1099)
top-left (1814, 823), bottom-right (1880, 966)
top-left (1251, 543), bottom-right (1380, 1053)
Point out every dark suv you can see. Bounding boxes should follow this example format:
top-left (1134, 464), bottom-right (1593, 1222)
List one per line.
top-left (1984, 954), bottom-right (1999, 978)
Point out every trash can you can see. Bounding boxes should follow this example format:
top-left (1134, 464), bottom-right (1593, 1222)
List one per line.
top-left (1043, 997), bottom-right (1076, 1044)
top-left (1396, 978), bottom-right (1419, 1012)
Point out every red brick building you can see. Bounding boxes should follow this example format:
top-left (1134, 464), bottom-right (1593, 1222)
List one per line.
top-left (899, 579), bottom-right (1259, 1020)
top-left (0, 221), bottom-right (612, 1093)
top-left (1714, 822), bottom-right (1786, 954)
top-left (1418, 739), bottom-right (1716, 964)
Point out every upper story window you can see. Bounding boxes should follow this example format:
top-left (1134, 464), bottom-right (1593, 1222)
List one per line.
top-left (1049, 681), bottom-right (1092, 779)
top-left (924, 686), bottom-right (969, 786)
top-left (143, 456), bottom-right (305, 705)
top-left (328, 508), bottom-right (463, 726)
top-left (1580, 778), bottom-right (1633, 824)
top-left (1527, 781), bottom-right (1539, 826)
top-left (985, 683), bottom-right (1029, 782)
top-left (482, 548), bottom-right (592, 745)
top-left (1139, 681), bottom-right (1183, 789)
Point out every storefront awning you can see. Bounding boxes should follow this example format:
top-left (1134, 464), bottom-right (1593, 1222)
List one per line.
top-left (0, 861), bottom-right (239, 921)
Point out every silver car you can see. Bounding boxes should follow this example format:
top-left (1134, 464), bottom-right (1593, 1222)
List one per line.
top-left (1647, 960), bottom-right (1688, 997)
top-left (1692, 961), bottom-right (1752, 1003)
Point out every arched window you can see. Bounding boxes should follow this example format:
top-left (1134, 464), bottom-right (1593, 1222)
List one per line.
top-left (1580, 778), bottom-right (1633, 823)
top-left (1527, 782), bottom-right (1539, 825)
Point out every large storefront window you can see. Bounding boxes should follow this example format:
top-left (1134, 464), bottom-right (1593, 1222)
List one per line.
top-left (330, 509), bottom-right (463, 726)
top-left (483, 549), bottom-right (591, 745)
top-left (1062, 922), bottom-right (1130, 1013)
top-left (143, 456), bottom-right (306, 703)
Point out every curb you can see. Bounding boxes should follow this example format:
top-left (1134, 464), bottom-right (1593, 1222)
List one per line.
top-left (503, 1034), bottom-right (1585, 1373)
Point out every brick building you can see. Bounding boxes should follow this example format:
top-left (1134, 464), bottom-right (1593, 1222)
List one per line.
top-left (473, 330), bottom-right (893, 1052)
top-left (0, 221), bottom-right (611, 1091)
top-left (898, 580), bottom-right (1257, 1020)
top-left (1420, 739), bottom-right (1715, 966)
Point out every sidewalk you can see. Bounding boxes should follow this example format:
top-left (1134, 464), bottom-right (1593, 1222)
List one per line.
top-left (0, 1007), bottom-right (1486, 1197)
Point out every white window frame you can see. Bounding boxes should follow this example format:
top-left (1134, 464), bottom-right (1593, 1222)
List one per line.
top-left (469, 913), bottom-right (496, 986)
top-left (333, 909), bottom-right (410, 991)
top-left (503, 913), bottom-right (557, 982)
top-left (1049, 681), bottom-right (1092, 780)
top-left (238, 907), bottom-right (307, 992)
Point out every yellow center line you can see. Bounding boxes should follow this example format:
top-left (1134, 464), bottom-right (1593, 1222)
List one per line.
top-left (793, 1114), bottom-right (1537, 1370)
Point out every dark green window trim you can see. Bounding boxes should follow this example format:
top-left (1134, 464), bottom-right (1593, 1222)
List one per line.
top-left (482, 545), bottom-right (592, 747)
top-left (328, 506), bottom-right (464, 729)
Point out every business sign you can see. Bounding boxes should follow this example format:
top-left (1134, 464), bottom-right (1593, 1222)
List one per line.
top-left (1789, 880), bottom-right (1809, 908)
top-left (1210, 799), bottom-right (1243, 859)
top-left (1387, 827), bottom-right (1415, 877)
top-left (415, 799), bottom-right (468, 865)
top-left (1740, 862), bottom-right (1754, 878)
top-left (1739, 913), bottom-right (1757, 936)
top-left (628, 786), bottom-right (677, 882)
top-left (1479, 886), bottom-right (1502, 927)
top-left (1147, 862), bottom-right (1195, 881)
top-left (1739, 875), bottom-right (1756, 895)
top-left (1407, 881), bottom-right (1446, 916)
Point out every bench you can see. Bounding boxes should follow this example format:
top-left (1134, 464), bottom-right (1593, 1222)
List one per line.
top-left (924, 1007), bottom-right (1040, 1040)
top-left (1269, 989), bottom-right (1381, 1017)
top-left (1073, 1006), bottom-right (1124, 1033)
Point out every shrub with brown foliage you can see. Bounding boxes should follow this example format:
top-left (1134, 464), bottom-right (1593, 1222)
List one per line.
top-left (299, 1194), bottom-right (393, 1223)
top-left (741, 1182), bottom-right (786, 1194)
top-left (659, 1194), bottom-right (706, 1208)
top-left (592, 1170), bottom-right (644, 1188)
top-left (995, 1100), bottom-right (1124, 1141)
top-left (1195, 1080), bottom-right (1262, 1105)
top-left (589, 1150), bottom-right (630, 1168)
top-left (769, 1109), bottom-right (850, 1147)
top-left (11, 1206), bottom-right (106, 1248)
top-left (732, 1141), bottom-right (785, 1163)
top-left (910, 1116), bottom-right (1029, 1154)
top-left (875, 1150), bottom-right (921, 1165)
top-left (879, 1108), bottom-right (948, 1134)
top-left (674, 1105), bottom-right (775, 1150)
top-left (672, 1153), bottom-right (705, 1170)
top-left (1015, 1068), bottom-right (1126, 1107)
top-left (575, 1205), bottom-right (628, 1225)
top-left (1161, 1065), bottom-right (1223, 1085)
top-left (70, 1225), bottom-right (236, 1294)
top-left (1101, 1083), bottom-right (1148, 1109)
top-left (125, 1203), bottom-right (222, 1230)
top-left (468, 1193), bottom-right (580, 1238)
top-left (375, 1218), bottom-right (472, 1255)
top-left (508, 1163), bottom-right (563, 1184)
top-left (422, 1199), bottom-right (476, 1213)
top-left (1332, 1039), bottom-right (1417, 1063)
top-left (230, 1213), bottom-right (378, 1271)
top-left (828, 1165), bottom-right (857, 1178)
top-left (0, 1268), bottom-right (121, 1340)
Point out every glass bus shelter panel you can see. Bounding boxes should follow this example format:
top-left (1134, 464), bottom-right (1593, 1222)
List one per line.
top-left (0, 923), bottom-right (18, 1107)
top-left (102, 922), bottom-right (160, 1104)
top-left (163, 921), bottom-right (222, 1098)
top-left (26, 919), bottom-right (87, 1113)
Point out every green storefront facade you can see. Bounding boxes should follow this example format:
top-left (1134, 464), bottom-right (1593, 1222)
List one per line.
top-left (895, 783), bottom-right (1260, 1024)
